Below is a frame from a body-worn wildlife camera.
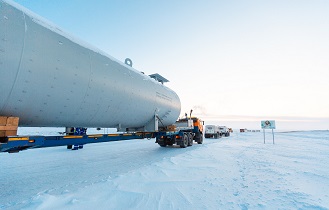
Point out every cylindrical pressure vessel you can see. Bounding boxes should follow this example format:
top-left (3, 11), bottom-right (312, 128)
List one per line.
top-left (0, 0), bottom-right (181, 131)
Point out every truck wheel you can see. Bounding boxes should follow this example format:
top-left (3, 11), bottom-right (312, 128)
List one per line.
top-left (198, 135), bottom-right (203, 144)
top-left (157, 137), bottom-right (167, 147)
top-left (187, 133), bottom-right (193, 146)
top-left (180, 133), bottom-right (188, 148)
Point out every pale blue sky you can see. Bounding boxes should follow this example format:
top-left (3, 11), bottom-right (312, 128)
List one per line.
top-left (13, 0), bottom-right (329, 129)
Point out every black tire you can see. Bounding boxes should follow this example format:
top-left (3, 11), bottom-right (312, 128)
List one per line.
top-left (198, 134), bottom-right (203, 144)
top-left (157, 137), bottom-right (167, 147)
top-left (167, 136), bottom-right (174, 146)
top-left (158, 141), bottom-right (167, 147)
top-left (159, 143), bottom-right (166, 147)
top-left (187, 133), bottom-right (193, 146)
top-left (180, 133), bottom-right (188, 148)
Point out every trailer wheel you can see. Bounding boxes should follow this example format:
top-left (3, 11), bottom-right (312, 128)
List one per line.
top-left (157, 137), bottom-right (167, 147)
top-left (187, 133), bottom-right (193, 146)
top-left (158, 142), bottom-right (166, 147)
top-left (166, 136), bottom-right (174, 146)
top-left (180, 133), bottom-right (188, 148)
top-left (167, 139), bottom-right (174, 146)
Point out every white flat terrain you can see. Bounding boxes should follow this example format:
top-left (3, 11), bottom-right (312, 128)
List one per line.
top-left (1, 130), bottom-right (328, 209)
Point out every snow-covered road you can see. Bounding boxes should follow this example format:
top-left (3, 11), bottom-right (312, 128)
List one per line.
top-left (1, 131), bottom-right (329, 209)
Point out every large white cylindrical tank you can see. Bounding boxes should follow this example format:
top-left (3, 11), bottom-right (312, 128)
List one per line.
top-left (0, 1), bottom-right (181, 131)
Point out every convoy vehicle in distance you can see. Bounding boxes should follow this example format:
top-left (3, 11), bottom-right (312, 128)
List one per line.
top-left (204, 125), bottom-right (221, 138)
top-left (219, 126), bottom-right (230, 137)
top-left (204, 125), bottom-right (231, 138)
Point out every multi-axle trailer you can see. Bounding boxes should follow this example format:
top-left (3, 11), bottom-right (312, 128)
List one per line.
top-left (0, 117), bottom-right (204, 153)
top-left (0, 1), bottom-right (204, 154)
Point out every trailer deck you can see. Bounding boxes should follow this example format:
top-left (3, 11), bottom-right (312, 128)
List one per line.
top-left (0, 132), bottom-right (156, 153)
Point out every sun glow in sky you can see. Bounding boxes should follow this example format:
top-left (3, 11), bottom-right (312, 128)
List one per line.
top-left (12, 0), bottom-right (329, 129)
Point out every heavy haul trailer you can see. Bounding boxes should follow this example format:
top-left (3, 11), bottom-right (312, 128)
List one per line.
top-left (0, 115), bottom-right (204, 153)
top-left (0, 132), bottom-right (154, 153)
top-left (0, 1), bottom-right (205, 153)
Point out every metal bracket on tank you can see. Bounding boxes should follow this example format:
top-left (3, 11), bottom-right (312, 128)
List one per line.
top-left (125, 58), bottom-right (133, 67)
top-left (119, 113), bottom-right (160, 132)
top-left (144, 114), bottom-right (159, 132)
top-left (143, 108), bottom-right (161, 132)
top-left (116, 124), bottom-right (123, 132)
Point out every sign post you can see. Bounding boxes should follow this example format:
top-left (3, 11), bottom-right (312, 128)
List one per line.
top-left (261, 120), bottom-right (276, 144)
top-left (263, 129), bottom-right (265, 144)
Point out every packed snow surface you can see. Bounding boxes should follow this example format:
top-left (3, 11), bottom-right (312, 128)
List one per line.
top-left (1, 130), bottom-right (329, 209)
